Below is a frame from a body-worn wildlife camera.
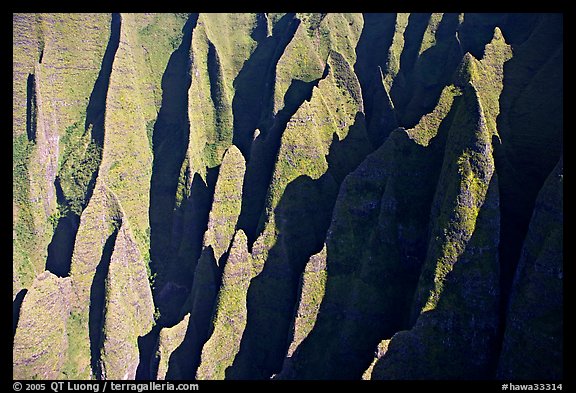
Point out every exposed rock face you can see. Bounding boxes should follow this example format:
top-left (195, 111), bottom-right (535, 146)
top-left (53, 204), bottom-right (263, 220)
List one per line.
top-left (13, 13), bottom-right (562, 381)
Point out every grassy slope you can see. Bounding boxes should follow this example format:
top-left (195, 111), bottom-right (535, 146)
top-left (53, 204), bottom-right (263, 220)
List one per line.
top-left (368, 29), bottom-right (511, 380)
top-left (155, 314), bottom-right (191, 380)
top-left (100, 219), bottom-right (155, 379)
top-left (13, 272), bottom-right (73, 379)
top-left (227, 14), bottom-right (371, 379)
top-left (202, 145), bottom-right (246, 261)
top-left (13, 14), bottom-right (109, 295)
top-left (188, 13), bottom-right (259, 172)
top-left (279, 83), bottom-right (461, 380)
top-left (196, 231), bottom-right (253, 379)
top-left (413, 28), bottom-right (511, 315)
top-left (12, 13), bottom-right (562, 381)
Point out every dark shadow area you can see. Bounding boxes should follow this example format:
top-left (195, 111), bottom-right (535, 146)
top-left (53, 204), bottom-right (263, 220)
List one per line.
top-left (170, 168), bottom-right (219, 283)
top-left (353, 13), bottom-right (397, 148)
top-left (372, 176), bottom-right (501, 380)
top-left (164, 246), bottom-right (221, 380)
top-left (45, 179), bottom-right (79, 277)
top-left (354, 13), bottom-right (396, 92)
top-left (13, 289), bottom-right (28, 338)
top-left (85, 13), bottom-right (121, 146)
top-left (148, 12), bottom-right (198, 316)
top-left (136, 325), bottom-right (161, 380)
top-left (139, 14), bottom-right (202, 380)
top-left (491, 14), bottom-right (563, 366)
top-left (89, 224), bottom-right (120, 379)
top-left (231, 13), bottom-right (298, 159)
top-left (389, 12), bottom-right (431, 113)
top-left (45, 214), bottom-right (79, 277)
top-left (26, 73), bottom-right (37, 142)
top-left (227, 112), bottom-right (370, 379)
top-left (45, 13), bottom-right (121, 279)
top-left (397, 13), bottom-right (462, 128)
top-left (237, 65), bottom-right (329, 248)
top-left (278, 94), bottom-right (462, 379)
top-left (360, 66), bottom-right (398, 150)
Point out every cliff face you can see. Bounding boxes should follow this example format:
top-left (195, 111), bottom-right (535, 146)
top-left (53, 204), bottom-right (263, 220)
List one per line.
top-left (13, 13), bottom-right (562, 380)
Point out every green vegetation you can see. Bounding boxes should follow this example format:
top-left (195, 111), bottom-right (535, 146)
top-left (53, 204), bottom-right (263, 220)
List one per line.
top-left (285, 246), bottom-right (327, 358)
top-left (407, 84), bottom-right (462, 146)
top-left (416, 29), bottom-right (511, 314)
top-left (13, 272), bottom-right (72, 379)
top-left (62, 311), bottom-right (91, 379)
top-left (101, 222), bottom-right (155, 379)
top-left (156, 314), bottom-right (190, 380)
top-left (203, 145), bottom-right (246, 261)
top-left (13, 13), bottom-right (562, 381)
top-left (383, 13), bottom-right (409, 91)
top-left (196, 231), bottom-right (253, 380)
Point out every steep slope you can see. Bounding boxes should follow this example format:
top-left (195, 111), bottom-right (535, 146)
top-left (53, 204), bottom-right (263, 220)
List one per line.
top-left (13, 272), bottom-right (72, 379)
top-left (497, 157), bottom-right (563, 380)
top-left (13, 13), bottom-right (111, 295)
top-left (195, 230), bottom-right (253, 379)
top-left (225, 26), bottom-right (372, 379)
top-left (368, 28), bottom-right (510, 380)
top-left (153, 314), bottom-right (190, 380)
top-left (12, 13), bottom-right (563, 381)
top-left (277, 86), bottom-right (461, 379)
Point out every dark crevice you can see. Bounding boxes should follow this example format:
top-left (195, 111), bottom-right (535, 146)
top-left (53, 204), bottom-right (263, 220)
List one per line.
top-left (164, 245), bottom-right (221, 380)
top-left (140, 13), bottom-right (200, 380)
top-left (231, 13), bottom-right (298, 160)
top-left (89, 223), bottom-right (120, 380)
top-left (13, 289), bottom-right (28, 339)
top-left (392, 13), bottom-right (431, 87)
top-left (251, 13), bottom-right (268, 43)
top-left (45, 179), bottom-right (79, 277)
top-left (26, 74), bottom-right (37, 142)
top-left (85, 13), bottom-right (121, 146)
top-left (238, 62), bottom-right (329, 249)
top-left (46, 13), bottom-right (121, 279)
top-left (395, 13), bottom-right (462, 128)
top-left (136, 325), bottom-right (161, 380)
top-left (146, 166), bottom-right (219, 378)
top-left (228, 112), bottom-right (369, 379)
top-left (354, 13), bottom-right (397, 140)
top-left (159, 165), bottom-right (219, 379)
top-left (457, 13), bottom-right (508, 59)
top-left (148, 12), bottom-right (197, 308)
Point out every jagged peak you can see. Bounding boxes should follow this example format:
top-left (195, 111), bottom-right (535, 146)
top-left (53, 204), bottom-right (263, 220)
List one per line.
top-left (407, 84), bottom-right (463, 146)
top-left (492, 26), bottom-right (504, 43)
top-left (453, 52), bottom-right (479, 87)
top-left (230, 228), bottom-right (248, 251)
top-left (481, 26), bottom-right (512, 64)
top-left (327, 49), bottom-right (364, 110)
top-left (222, 143), bottom-right (245, 166)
